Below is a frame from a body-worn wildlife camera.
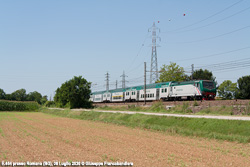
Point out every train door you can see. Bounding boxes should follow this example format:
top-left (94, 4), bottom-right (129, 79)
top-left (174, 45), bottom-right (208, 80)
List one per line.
top-left (136, 91), bottom-right (139, 101)
top-left (169, 86), bottom-right (173, 97)
top-left (156, 88), bottom-right (160, 100)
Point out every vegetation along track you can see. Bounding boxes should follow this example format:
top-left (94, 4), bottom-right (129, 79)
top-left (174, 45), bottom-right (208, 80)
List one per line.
top-left (94, 99), bottom-right (250, 107)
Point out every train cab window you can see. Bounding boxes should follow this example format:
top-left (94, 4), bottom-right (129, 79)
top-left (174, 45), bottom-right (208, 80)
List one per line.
top-left (161, 89), bottom-right (164, 93)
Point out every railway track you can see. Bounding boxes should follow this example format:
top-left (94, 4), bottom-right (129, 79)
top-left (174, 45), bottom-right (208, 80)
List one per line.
top-left (93, 99), bottom-right (250, 107)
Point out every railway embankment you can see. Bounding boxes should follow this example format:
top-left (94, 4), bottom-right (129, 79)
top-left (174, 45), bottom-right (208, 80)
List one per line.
top-left (93, 100), bottom-right (250, 116)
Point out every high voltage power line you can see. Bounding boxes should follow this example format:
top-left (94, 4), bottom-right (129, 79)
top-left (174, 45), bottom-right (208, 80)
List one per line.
top-left (92, 1), bottom-right (249, 92)
top-left (177, 25), bottom-right (250, 43)
top-left (171, 5), bottom-right (250, 34)
top-left (172, 46), bottom-right (250, 62)
top-left (165, 0), bottom-right (244, 33)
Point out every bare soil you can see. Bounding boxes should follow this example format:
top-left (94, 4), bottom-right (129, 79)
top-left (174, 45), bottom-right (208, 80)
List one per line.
top-left (0, 112), bottom-right (250, 166)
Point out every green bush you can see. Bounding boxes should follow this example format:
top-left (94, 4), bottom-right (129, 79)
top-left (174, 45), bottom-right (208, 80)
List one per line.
top-left (0, 100), bottom-right (39, 111)
top-left (193, 100), bottom-right (199, 106)
top-left (44, 101), bottom-right (56, 107)
top-left (150, 101), bottom-right (166, 112)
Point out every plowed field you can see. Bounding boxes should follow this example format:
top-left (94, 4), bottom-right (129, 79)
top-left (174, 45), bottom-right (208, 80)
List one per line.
top-left (0, 112), bottom-right (250, 166)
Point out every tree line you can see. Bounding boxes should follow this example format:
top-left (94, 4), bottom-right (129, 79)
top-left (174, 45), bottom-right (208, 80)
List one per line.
top-left (1, 62), bottom-right (248, 109)
top-left (0, 88), bottom-right (48, 104)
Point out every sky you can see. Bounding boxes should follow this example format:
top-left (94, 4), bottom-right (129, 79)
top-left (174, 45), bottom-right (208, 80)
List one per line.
top-left (0, 0), bottom-right (250, 98)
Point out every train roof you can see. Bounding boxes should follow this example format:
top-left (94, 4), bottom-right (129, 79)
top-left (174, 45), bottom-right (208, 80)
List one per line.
top-left (91, 81), bottom-right (171, 95)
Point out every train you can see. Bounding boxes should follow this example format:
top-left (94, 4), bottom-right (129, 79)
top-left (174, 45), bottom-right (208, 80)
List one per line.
top-left (90, 80), bottom-right (216, 103)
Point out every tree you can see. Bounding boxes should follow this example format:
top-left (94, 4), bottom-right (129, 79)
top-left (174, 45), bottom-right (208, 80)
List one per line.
top-left (192, 69), bottom-right (215, 81)
top-left (237, 75), bottom-right (250, 99)
top-left (0, 88), bottom-right (6, 99)
top-left (11, 89), bottom-right (27, 101)
top-left (54, 76), bottom-right (92, 108)
top-left (27, 91), bottom-right (42, 104)
top-left (218, 80), bottom-right (237, 99)
top-left (41, 95), bottom-right (48, 105)
top-left (5, 94), bottom-right (12, 100)
top-left (157, 62), bottom-right (187, 82)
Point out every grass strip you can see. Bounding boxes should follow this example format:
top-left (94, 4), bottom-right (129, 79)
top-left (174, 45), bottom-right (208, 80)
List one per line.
top-left (41, 108), bottom-right (250, 143)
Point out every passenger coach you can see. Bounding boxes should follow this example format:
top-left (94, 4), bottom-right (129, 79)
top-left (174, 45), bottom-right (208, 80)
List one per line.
top-left (90, 80), bottom-right (216, 102)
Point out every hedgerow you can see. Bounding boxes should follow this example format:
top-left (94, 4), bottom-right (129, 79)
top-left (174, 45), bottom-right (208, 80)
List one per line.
top-left (0, 100), bottom-right (39, 111)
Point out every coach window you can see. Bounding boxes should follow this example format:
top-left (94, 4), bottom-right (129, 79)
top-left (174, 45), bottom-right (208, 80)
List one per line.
top-left (165, 88), bottom-right (167, 92)
top-left (161, 89), bottom-right (164, 93)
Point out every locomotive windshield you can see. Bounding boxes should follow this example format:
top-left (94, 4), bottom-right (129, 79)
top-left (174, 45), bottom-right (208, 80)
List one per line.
top-left (203, 81), bottom-right (215, 89)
